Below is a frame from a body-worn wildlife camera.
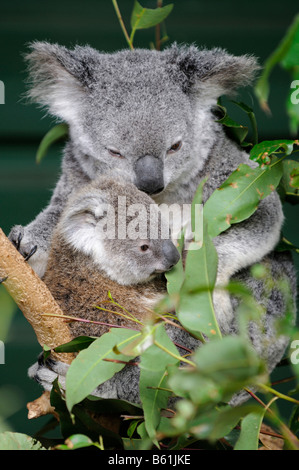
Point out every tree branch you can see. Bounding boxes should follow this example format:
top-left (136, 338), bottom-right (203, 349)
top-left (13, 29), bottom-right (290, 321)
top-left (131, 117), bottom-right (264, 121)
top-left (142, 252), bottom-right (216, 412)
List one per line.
top-left (0, 228), bottom-right (74, 364)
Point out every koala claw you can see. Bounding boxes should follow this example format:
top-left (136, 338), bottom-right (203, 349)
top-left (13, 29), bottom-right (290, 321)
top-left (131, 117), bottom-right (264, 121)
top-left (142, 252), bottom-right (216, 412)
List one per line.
top-left (16, 231), bottom-right (22, 251)
top-left (24, 245), bottom-right (38, 262)
top-left (9, 225), bottom-right (24, 249)
top-left (9, 225), bottom-right (38, 261)
top-left (0, 276), bottom-right (8, 284)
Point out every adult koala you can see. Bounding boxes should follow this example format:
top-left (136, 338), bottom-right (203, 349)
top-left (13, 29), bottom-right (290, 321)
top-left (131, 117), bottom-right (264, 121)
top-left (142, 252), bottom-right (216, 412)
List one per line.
top-left (10, 42), bottom-right (296, 400)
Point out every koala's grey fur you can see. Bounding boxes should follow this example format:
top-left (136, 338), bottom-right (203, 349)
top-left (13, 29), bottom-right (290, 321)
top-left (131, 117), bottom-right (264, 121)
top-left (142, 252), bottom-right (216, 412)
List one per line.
top-left (11, 41), bottom-right (296, 404)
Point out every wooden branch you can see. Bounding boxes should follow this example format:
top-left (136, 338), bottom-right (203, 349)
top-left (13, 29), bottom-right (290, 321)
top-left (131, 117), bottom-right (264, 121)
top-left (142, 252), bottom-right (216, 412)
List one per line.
top-left (27, 391), bottom-right (59, 420)
top-left (0, 228), bottom-right (74, 364)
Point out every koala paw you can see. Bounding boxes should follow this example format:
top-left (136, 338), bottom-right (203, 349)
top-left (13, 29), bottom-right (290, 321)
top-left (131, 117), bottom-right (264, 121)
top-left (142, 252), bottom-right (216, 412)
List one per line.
top-left (9, 225), bottom-right (37, 261)
top-left (8, 225), bottom-right (49, 277)
top-left (28, 353), bottom-right (69, 392)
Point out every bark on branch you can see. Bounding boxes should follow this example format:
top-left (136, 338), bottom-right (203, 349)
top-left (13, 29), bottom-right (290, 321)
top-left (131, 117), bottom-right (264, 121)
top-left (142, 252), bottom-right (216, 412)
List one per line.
top-left (0, 228), bottom-right (74, 364)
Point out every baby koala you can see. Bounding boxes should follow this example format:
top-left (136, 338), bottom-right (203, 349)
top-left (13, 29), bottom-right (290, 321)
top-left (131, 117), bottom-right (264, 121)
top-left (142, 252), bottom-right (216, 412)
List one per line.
top-left (29, 176), bottom-right (181, 400)
top-left (43, 176), bottom-right (180, 336)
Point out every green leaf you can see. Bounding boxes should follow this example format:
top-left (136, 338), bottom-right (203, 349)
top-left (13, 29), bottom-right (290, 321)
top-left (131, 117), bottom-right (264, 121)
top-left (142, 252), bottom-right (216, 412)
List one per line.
top-left (0, 432), bottom-right (45, 450)
top-left (168, 368), bottom-right (222, 406)
top-left (43, 344), bottom-right (51, 361)
top-left (215, 102), bottom-right (249, 145)
top-left (289, 405), bottom-right (299, 437)
top-left (203, 159), bottom-right (284, 239)
top-left (277, 159), bottom-right (299, 204)
top-left (0, 286), bottom-right (17, 342)
top-left (36, 123), bottom-right (69, 163)
top-left (254, 14), bottom-right (299, 111)
top-left (250, 140), bottom-right (298, 165)
top-left (230, 100), bottom-right (258, 145)
top-left (198, 405), bottom-right (262, 441)
top-left (122, 436), bottom-right (152, 450)
top-left (65, 328), bottom-right (141, 411)
top-left (275, 236), bottom-right (299, 254)
top-left (139, 323), bottom-right (179, 446)
top-left (190, 176), bottom-right (206, 240)
top-left (234, 408), bottom-right (266, 450)
top-left (55, 434), bottom-right (101, 450)
top-left (165, 232), bottom-right (185, 296)
top-left (177, 217), bottom-right (221, 340)
top-left (130, 1), bottom-right (173, 31)
top-left (168, 336), bottom-right (265, 410)
top-left (127, 419), bottom-right (142, 439)
top-left (54, 336), bottom-right (95, 353)
top-left (167, 404), bottom-right (263, 441)
top-left (192, 336), bottom-right (265, 391)
top-left (116, 323), bottom-right (158, 356)
top-left (290, 165), bottom-right (299, 188)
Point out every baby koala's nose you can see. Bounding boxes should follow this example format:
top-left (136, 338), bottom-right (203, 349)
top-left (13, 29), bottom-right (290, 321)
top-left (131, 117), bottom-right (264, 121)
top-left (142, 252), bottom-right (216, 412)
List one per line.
top-left (162, 239), bottom-right (180, 270)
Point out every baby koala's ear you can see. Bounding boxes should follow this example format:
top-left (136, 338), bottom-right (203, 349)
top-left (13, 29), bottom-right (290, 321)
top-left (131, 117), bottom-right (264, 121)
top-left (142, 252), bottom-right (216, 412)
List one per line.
top-left (164, 43), bottom-right (260, 103)
top-left (24, 41), bottom-right (101, 124)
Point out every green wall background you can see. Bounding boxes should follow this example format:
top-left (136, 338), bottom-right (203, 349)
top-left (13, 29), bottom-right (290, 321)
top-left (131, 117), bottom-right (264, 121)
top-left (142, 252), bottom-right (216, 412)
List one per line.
top-left (0, 0), bottom-right (298, 436)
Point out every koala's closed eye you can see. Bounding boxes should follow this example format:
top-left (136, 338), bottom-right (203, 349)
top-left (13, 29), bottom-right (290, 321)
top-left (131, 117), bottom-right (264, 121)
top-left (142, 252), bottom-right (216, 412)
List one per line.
top-left (108, 148), bottom-right (124, 158)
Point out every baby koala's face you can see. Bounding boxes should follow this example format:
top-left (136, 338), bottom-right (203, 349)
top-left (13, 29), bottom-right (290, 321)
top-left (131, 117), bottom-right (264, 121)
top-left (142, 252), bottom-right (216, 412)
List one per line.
top-left (58, 178), bottom-right (180, 285)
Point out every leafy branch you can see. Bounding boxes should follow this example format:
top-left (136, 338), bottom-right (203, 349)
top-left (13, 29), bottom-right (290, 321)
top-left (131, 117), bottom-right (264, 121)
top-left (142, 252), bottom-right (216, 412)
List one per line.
top-left (112, 0), bottom-right (173, 50)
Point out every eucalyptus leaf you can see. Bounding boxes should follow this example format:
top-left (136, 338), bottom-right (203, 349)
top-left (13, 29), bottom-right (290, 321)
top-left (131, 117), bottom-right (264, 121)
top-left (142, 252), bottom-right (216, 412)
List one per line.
top-left (56, 434), bottom-right (99, 450)
top-left (54, 336), bottom-right (95, 353)
top-left (169, 336), bottom-right (265, 409)
top-left (234, 408), bottom-right (265, 450)
top-left (230, 100), bottom-right (258, 145)
top-left (165, 232), bottom-right (185, 296)
top-left (168, 368), bottom-right (222, 406)
top-left (36, 123), bottom-right (69, 163)
top-left (254, 13), bottom-right (299, 133)
top-left (130, 1), bottom-right (173, 31)
top-left (250, 140), bottom-right (298, 165)
top-left (199, 405), bottom-right (262, 442)
top-left (166, 404), bottom-right (262, 441)
top-left (0, 432), bottom-right (45, 450)
top-left (65, 328), bottom-right (140, 411)
top-left (165, 178), bottom-right (207, 295)
top-left (275, 236), bottom-right (299, 254)
top-left (215, 102), bottom-right (249, 145)
top-left (192, 336), bottom-right (266, 396)
top-left (289, 405), bottom-right (299, 436)
top-left (177, 218), bottom-right (221, 340)
top-left (116, 322), bottom-right (158, 356)
top-left (0, 286), bottom-right (17, 342)
top-left (254, 14), bottom-right (299, 111)
top-left (122, 436), bottom-right (151, 450)
top-left (277, 159), bottom-right (299, 204)
top-left (139, 323), bottom-right (179, 446)
top-left (203, 159), bottom-right (284, 239)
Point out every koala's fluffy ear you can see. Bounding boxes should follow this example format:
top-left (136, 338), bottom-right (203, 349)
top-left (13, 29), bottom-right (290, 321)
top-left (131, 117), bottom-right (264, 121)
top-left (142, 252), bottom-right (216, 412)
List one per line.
top-left (25, 41), bottom-right (99, 124)
top-left (165, 44), bottom-right (260, 103)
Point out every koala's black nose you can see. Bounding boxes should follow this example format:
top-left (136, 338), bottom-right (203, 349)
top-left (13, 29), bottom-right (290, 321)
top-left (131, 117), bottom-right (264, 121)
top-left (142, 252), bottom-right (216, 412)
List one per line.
top-left (162, 240), bottom-right (180, 270)
top-left (134, 155), bottom-right (164, 195)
